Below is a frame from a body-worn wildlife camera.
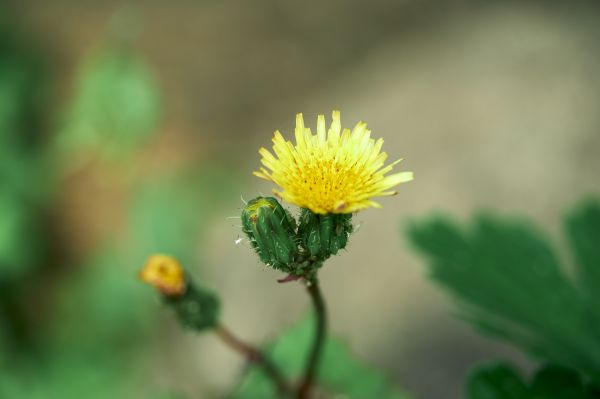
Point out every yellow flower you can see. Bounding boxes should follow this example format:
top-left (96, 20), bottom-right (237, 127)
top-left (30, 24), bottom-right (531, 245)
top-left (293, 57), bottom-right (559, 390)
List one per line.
top-left (254, 111), bottom-right (413, 214)
top-left (139, 254), bottom-right (186, 296)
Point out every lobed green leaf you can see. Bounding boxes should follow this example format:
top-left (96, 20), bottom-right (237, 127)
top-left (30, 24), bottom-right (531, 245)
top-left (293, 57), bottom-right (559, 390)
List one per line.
top-left (406, 199), bottom-right (600, 381)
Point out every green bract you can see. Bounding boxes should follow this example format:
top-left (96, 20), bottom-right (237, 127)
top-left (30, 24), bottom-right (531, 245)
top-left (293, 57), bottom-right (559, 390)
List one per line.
top-left (242, 197), bottom-right (299, 272)
top-left (163, 284), bottom-right (220, 332)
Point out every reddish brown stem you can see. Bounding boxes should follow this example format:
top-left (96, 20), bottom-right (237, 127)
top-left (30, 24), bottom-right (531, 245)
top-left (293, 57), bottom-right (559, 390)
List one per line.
top-left (297, 280), bottom-right (327, 399)
top-left (215, 324), bottom-right (292, 397)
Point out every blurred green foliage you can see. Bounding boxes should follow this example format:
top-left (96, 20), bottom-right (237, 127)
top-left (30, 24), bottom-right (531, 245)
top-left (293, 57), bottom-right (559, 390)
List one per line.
top-left (0, 13), bottom-right (50, 281)
top-left (233, 316), bottom-right (411, 399)
top-left (0, 5), bottom-right (235, 397)
top-left (467, 363), bottom-right (600, 399)
top-left (128, 169), bottom-right (236, 268)
top-left (56, 45), bottom-right (161, 159)
top-left (407, 198), bottom-right (600, 395)
top-left (36, 168), bottom-right (236, 398)
top-left (467, 363), bottom-right (529, 399)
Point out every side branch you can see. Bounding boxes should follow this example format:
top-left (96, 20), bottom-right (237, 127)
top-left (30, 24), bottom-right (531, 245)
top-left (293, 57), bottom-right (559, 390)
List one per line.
top-left (215, 324), bottom-right (292, 397)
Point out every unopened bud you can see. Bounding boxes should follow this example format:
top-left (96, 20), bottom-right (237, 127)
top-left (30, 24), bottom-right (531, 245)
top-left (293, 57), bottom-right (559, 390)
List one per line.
top-left (241, 197), bottom-right (298, 271)
top-left (297, 209), bottom-right (353, 261)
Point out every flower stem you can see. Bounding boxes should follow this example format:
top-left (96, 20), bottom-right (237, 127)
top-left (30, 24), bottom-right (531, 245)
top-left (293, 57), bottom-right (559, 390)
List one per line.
top-left (215, 324), bottom-right (292, 397)
top-left (297, 279), bottom-right (327, 399)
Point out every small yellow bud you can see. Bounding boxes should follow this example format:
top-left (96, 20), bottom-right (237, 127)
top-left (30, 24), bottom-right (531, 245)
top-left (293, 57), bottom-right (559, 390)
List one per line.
top-left (139, 254), bottom-right (186, 296)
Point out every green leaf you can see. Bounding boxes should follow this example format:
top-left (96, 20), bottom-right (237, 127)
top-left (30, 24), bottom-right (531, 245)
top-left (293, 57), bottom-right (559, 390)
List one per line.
top-left (0, 24), bottom-right (51, 280)
top-left (566, 199), bottom-right (600, 282)
top-left (406, 208), bottom-right (600, 377)
top-left (0, 353), bottom-right (133, 399)
top-left (0, 26), bottom-right (48, 155)
top-left (232, 316), bottom-right (411, 399)
top-left (0, 192), bottom-right (39, 277)
top-left (530, 365), bottom-right (585, 399)
top-left (51, 248), bottom-right (156, 354)
top-left (467, 363), bottom-right (529, 399)
top-left (57, 45), bottom-right (161, 158)
top-left (565, 200), bottom-right (600, 313)
top-left (466, 363), bottom-right (598, 399)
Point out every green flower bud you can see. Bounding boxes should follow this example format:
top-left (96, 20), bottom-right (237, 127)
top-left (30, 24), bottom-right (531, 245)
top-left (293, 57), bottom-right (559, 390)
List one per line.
top-left (297, 209), bottom-right (353, 261)
top-left (164, 284), bottom-right (220, 332)
top-left (241, 196), bottom-right (299, 272)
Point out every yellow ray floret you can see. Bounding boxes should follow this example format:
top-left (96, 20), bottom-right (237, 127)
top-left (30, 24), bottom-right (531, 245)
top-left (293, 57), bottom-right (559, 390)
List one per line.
top-left (254, 111), bottom-right (413, 214)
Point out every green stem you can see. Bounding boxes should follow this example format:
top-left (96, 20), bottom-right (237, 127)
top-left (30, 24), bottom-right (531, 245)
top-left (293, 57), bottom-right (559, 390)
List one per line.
top-left (215, 324), bottom-right (292, 397)
top-left (297, 279), bottom-right (327, 399)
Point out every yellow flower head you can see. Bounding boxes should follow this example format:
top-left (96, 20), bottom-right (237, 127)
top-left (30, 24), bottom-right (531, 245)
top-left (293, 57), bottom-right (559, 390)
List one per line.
top-left (139, 254), bottom-right (186, 296)
top-left (254, 111), bottom-right (413, 214)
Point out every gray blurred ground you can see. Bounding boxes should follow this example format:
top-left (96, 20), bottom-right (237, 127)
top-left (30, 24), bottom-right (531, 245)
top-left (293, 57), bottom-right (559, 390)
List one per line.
top-left (12, 1), bottom-right (600, 398)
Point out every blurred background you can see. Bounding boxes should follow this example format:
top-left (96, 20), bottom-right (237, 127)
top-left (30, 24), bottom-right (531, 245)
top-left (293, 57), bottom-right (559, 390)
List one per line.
top-left (1, 0), bottom-right (599, 398)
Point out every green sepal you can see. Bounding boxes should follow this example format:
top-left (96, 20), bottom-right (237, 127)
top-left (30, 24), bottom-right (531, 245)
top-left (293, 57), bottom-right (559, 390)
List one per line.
top-left (241, 197), bottom-right (299, 272)
top-left (298, 209), bottom-right (353, 261)
top-left (163, 283), bottom-right (220, 332)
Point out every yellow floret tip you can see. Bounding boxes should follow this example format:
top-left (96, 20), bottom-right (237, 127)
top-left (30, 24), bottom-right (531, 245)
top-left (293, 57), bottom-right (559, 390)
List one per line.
top-left (139, 254), bottom-right (186, 296)
top-left (254, 111), bottom-right (413, 214)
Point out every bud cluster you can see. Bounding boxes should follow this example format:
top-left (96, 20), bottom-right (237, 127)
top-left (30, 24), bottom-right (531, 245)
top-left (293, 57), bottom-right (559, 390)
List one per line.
top-left (241, 196), bottom-right (353, 278)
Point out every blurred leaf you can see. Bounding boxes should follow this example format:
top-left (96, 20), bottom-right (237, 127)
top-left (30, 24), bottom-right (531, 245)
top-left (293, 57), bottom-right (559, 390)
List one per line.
top-left (128, 167), bottom-right (238, 268)
top-left (565, 200), bottom-right (600, 315)
top-left (0, 354), bottom-right (131, 399)
top-left (57, 45), bottom-right (161, 159)
top-left (0, 26), bottom-right (47, 155)
top-left (467, 363), bottom-right (599, 399)
top-left (151, 393), bottom-right (187, 399)
top-left (406, 199), bottom-right (600, 379)
top-left (530, 365), bottom-right (585, 399)
top-left (0, 152), bottom-right (51, 203)
top-left (129, 181), bottom-right (203, 267)
top-left (0, 192), bottom-right (40, 277)
top-left (51, 248), bottom-right (155, 354)
top-left (0, 24), bottom-right (50, 280)
top-left (233, 316), bottom-right (411, 399)
top-left (467, 363), bottom-right (528, 399)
